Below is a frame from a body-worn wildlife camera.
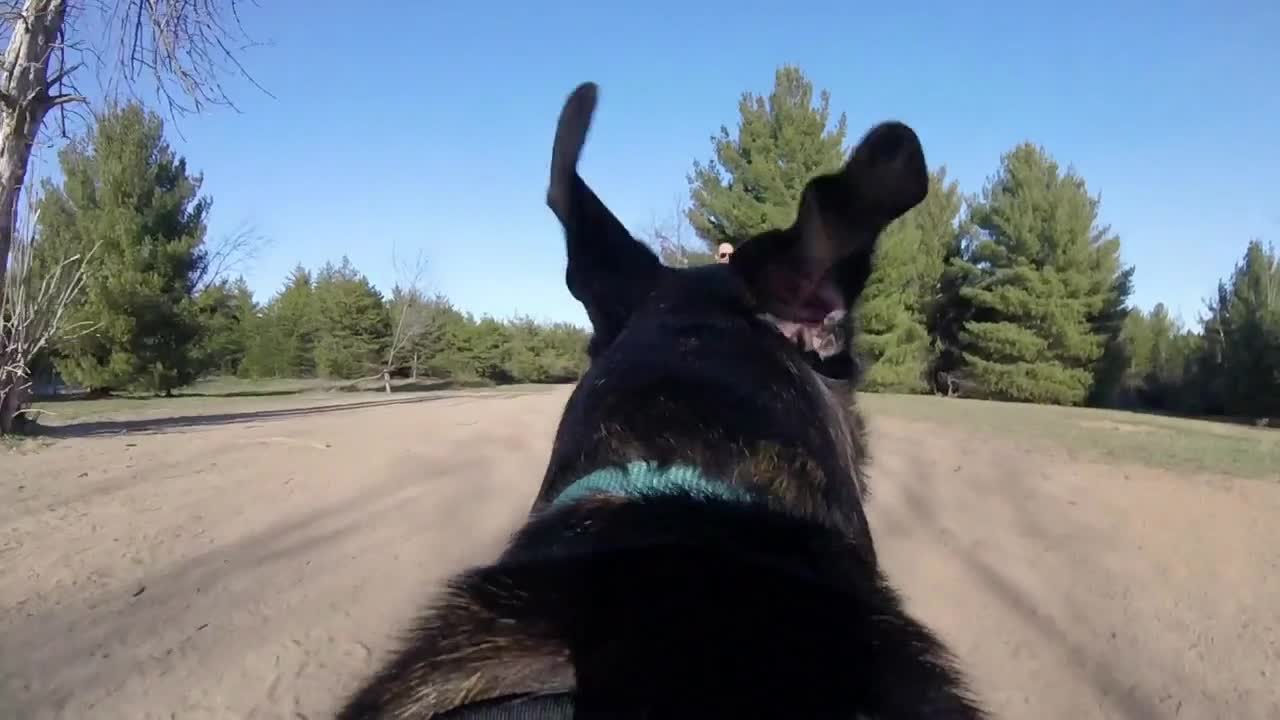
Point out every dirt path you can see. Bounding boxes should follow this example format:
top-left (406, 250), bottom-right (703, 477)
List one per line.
top-left (2, 387), bottom-right (1278, 719)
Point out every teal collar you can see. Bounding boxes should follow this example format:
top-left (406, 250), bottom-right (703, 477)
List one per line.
top-left (553, 460), bottom-right (754, 507)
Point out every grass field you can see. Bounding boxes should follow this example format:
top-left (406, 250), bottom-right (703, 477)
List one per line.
top-left (24, 376), bottom-right (507, 423)
top-left (862, 392), bottom-right (1279, 480)
top-left (5, 376), bottom-right (547, 454)
top-left (19, 379), bottom-right (1279, 481)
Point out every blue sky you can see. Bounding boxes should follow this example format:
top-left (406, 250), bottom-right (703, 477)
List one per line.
top-left (33, 0), bottom-right (1280, 329)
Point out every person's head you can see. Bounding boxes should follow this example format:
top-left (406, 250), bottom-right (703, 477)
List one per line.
top-left (716, 243), bottom-right (735, 263)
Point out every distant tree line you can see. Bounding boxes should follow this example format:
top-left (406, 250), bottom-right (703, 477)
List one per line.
top-left (220, 263), bottom-right (589, 385)
top-left (18, 70), bottom-right (1279, 425)
top-left (27, 102), bottom-right (588, 397)
top-left (681, 65), bottom-right (1279, 420)
top-left (1104, 243), bottom-right (1280, 418)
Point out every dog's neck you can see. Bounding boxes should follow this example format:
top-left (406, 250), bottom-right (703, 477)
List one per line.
top-left (535, 374), bottom-right (874, 554)
top-left (552, 461), bottom-right (756, 508)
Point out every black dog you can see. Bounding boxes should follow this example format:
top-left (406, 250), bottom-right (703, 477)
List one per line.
top-left (336, 82), bottom-right (986, 719)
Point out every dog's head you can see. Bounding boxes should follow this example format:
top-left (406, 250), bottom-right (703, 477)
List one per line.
top-left (539, 82), bottom-right (927, 540)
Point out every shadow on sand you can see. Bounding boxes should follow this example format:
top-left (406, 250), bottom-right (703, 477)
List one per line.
top-left (36, 390), bottom-right (540, 440)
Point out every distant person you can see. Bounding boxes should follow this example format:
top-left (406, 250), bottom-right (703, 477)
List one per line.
top-left (716, 243), bottom-right (734, 263)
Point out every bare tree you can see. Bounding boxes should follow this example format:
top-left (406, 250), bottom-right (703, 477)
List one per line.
top-left (0, 0), bottom-right (267, 307)
top-left (334, 250), bottom-right (432, 395)
top-left (380, 248), bottom-right (430, 392)
top-left (0, 178), bottom-right (96, 432)
top-left (0, 0), bottom-right (264, 432)
top-left (639, 194), bottom-right (714, 269)
top-left (192, 219), bottom-right (268, 292)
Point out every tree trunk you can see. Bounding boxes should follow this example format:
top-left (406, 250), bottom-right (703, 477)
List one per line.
top-left (411, 352), bottom-right (418, 380)
top-left (0, 0), bottom-right (69, 294)
top-left (381, 369), bottom-right (391, 394)
top-left (0, 371), bottom-right (31, 434)
top-left (0, 0), bottom-right (68, 292)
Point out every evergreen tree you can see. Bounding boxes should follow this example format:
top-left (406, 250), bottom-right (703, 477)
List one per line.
top-left (469, 316), bottom-right (513, 382)
top-left (236, 310), bottom-right (273, 379)
top-left (386, 285), bottom-right (431, 378)
top-left (686, 65), bottom-right (848, 250)
top-left (1086, 266), bottom-right (1136, 406)
top-left (503, 317), bottom-right (590, 383)
top-left (273, 265), bottom-right (320, 376)
top-left (241, 265), bottom-right (317, 378)
top-left (1120, 309), bottom-right (1155, 396)
top-left (414, 295), bottom-right (479, 379)
top-left (948, 143), bottom-right (1129, 405)
top-left (1144, 304), bottom-right (1185, 386)
top-left (504, 317), bottom-right (552, 384)
top-left (928, 214), bottom-right (978, 397)
top-left (1114, 303), bottom-right (1198, 409)
top-left (858, 168), bottom-right (963, 392)
top-left (1187, 280), bottom-right (1234, 415)
top-left (1216, 240), bottom-right (1280, 416)
top-left (312, 257), bottom-right (391, 379)
top-left (35, 102), bottom-right (210, 395)
top-left (193, 275), bottom-right (256, 376)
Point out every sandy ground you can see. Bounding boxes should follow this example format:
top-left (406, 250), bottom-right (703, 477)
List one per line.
top-left (2, 386), bottom-right (1278, 719)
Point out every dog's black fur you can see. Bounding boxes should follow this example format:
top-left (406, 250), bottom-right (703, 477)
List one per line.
top-left (336, 82), bottom-right (987, 719)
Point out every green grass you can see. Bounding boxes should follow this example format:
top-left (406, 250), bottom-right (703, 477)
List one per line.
top-left (26, 375), bottom-right (553, 427)
top-left (861, 392), bottom-right (1280, 480)
top-left (24, 377), bottom-right (1277, 480)
top-left (27, 377), bottom-right (331, 424)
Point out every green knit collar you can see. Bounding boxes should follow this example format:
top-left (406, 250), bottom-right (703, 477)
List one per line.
top-left (553, 460), bottom-right (754, 507)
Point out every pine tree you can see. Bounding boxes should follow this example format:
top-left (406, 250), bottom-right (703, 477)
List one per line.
top-left (416, 295), bottom-right (483, 379)
top-left (312, 257), bottom-right (391, 379)
top-left (274, 265), bottom-right (320, 376)
top-left (35, 102), bottom-right (210, 395)
top-left (1087, 266), bottom-right (1136, 406)
top-left (1114, 303), bottom-right (1198, 409)
top-left (240, 265), bottom-right (317, 378)
top-left (502, 316), bottom-right (591, 383)
top-left (1191, 280), bottom-right (1235, 415)
top-left (193, 275), bottom-right (256, 376)
top-left (949, 143), bottom-right (1129, 405)
top-left (469, 316), bottom-right (513, 382)
top-left (858, 168), bottom-right (963, 392)
top-left (686, 65), bottom-right (848, 250)
top-left (1217, 240), bottom-right (1280, 417)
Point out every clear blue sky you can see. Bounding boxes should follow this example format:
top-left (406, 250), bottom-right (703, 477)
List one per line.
top-left (37, 0), bottom-right (1279, 329)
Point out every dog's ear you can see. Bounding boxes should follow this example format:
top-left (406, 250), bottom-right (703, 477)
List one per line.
top-left (731, 121), bottom-right (927, 371)
top-left (547, 82), bottom-right (664, 357)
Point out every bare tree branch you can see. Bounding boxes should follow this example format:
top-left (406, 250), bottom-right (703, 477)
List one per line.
top-left (192, 218), bottom-right (267, 291)
top-left (91, 0), bottom-right (274, 131)
top-left (1, 173), bottom-right (99, 432)
top-left (45, 90), bottom-right (81, 104)
top-left (639, 194), bottom-right (715, 269)
top-left (380, 246), bottom-right (431, 391)
top-left (44, 58), bottom-right (80, 86)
